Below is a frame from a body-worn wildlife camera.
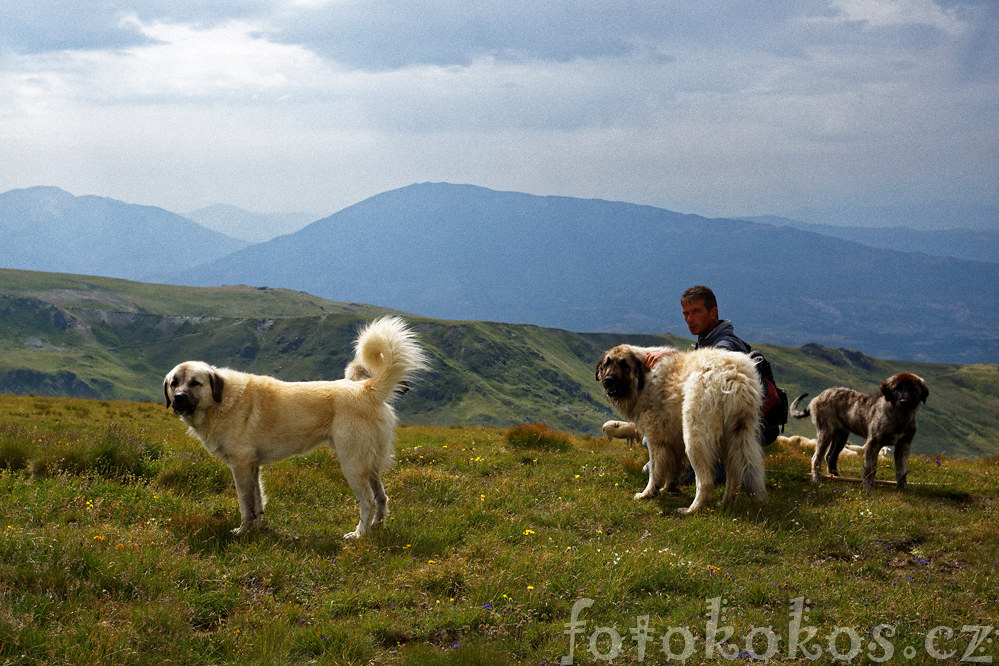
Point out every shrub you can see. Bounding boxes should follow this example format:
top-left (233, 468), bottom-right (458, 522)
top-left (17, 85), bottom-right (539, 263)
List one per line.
top-left (504, 423), bottom-right (571, 453)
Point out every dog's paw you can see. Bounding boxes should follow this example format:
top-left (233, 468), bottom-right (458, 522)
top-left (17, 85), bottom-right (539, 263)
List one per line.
top-left (343, 530), bottom-right (362, 539)
top-left (634, 491), bottom-right (655, 500)
top-left (676, 506), bottom-right (696, 516)
top-left (232, 518), bottom-right (262, 535)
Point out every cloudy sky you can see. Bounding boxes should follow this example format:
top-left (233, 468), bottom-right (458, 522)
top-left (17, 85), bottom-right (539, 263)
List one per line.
top-left (1, 0), bottom-right (996, 224)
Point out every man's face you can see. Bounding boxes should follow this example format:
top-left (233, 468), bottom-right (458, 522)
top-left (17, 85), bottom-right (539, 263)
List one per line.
top-left (682, 298), bottom-right (719, 336)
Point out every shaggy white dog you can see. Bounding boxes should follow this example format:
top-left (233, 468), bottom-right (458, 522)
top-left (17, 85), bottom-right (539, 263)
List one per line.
top-left (596, 344), bottom-right (766, 514)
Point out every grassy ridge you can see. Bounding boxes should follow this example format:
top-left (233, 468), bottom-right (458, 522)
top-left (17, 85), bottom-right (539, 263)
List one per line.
top-left (2, 395), bottom-right (998, 664)
top-left (2, 267), bottom-right (998, 456)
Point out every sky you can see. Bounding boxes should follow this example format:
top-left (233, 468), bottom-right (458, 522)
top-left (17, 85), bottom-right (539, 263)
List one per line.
top-left (1, 0), bottom-right (997, 225)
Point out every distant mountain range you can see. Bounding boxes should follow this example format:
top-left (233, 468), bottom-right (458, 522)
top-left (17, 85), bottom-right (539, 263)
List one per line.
top-left (0, 186), bottom-right (247, 279)
top-left (187, 204), bottom-right (318, 243)
top-left (744, 215), bottom-right (999, 264)
top-left (1, 183), bottom-right (997, 364)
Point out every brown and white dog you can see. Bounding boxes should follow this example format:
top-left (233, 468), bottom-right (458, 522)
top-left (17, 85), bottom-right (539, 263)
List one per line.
top-left (164, 317), bottom-right (427, 538)
top-left (791, 373), bottom-right (929, 489)
top-left (596, 344), bottom-right (766, 514)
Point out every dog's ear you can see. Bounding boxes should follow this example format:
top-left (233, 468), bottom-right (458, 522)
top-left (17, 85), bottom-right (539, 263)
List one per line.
top-left (628, 353), bottom-right (645, 392)
top-left (163, 377), bottom-right (172, 409)
top-left (209, 370), bottom-right (224, 403)
top-left (880, 377), bottom-right (894, 403)
top-left (595, 353), bottom-right (608, 381)
top-left (914, 374), bottom-right (929, 404)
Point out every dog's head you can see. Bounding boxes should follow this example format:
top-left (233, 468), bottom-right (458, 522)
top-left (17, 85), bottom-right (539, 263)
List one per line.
top-left (881, 372), bottom-right (929, 411)
top-left (595, 346), bottom-right (646, 401)
top-left (163, 361), bottom-right (224, 416)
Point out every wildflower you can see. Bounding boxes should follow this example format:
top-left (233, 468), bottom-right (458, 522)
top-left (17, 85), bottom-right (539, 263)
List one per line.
top-left (706, 564), bottom-right (721, 574)
top-left (527, 585), bottom-right (534, 591)
top-left (523, 529), bottom-right (535, 535)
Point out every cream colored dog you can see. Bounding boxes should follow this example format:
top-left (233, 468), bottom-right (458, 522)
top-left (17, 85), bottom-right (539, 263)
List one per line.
top-left (164, 317), bottom-right (427, 538)
top-left (777, 435), bottom-right (892, 460)
top-left (602, 420), bottom-right (641, 444)
top-left (596, 344), bottom-right (766, 514)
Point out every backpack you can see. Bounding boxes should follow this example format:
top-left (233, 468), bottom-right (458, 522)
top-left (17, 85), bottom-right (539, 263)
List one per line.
top-left (749, 350), bottom-right (789, 445)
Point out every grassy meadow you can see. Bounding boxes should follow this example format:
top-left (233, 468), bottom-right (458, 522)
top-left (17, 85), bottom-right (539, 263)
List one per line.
top-left (1, 394), bottom-right (998, 664)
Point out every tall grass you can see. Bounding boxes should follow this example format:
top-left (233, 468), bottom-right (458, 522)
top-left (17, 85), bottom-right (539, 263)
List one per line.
top-left (1, 394), bottom-right (997, 664)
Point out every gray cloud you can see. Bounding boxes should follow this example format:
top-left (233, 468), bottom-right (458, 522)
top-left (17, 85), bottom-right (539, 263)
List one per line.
top-left (0, 0), bottom-right (995, 223)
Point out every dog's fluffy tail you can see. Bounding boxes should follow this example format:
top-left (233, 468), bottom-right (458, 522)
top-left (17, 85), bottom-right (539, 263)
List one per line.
top-left (352, 316), bottom-right (429, 402)
top-left (790, 393), bottom-right (810, 418)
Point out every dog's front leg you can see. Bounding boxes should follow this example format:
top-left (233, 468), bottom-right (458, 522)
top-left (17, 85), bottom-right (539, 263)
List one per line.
top-left (634, 439), bottom-right (661, 500)
top-left (230, 463), bottom-right (264, 534)
top-left (893, 434), bottom-right (913, 490)
top-left (861, 442), bottom-right (882, 490)
top-left (634, 467), bottom-right (659, 500)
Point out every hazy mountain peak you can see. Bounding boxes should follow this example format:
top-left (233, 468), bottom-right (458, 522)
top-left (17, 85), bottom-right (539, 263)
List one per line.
top-left (1, 186), bottom-right (247, 279)
top-left (187, 204), bottom-right (317, 243)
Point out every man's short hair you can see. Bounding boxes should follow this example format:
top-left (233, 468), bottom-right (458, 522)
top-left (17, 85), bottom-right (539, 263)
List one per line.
top-left (681, 285), bottom-right (718, 310)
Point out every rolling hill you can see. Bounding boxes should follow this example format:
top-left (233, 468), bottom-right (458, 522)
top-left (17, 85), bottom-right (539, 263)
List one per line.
top-left (1, 268), bottom-right (997, 457)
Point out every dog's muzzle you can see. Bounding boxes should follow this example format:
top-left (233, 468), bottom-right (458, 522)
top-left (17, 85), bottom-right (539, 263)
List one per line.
top-left (171, 393), bottom-right (196, 415)
top-left (602, 375), bottom-right (628, 399)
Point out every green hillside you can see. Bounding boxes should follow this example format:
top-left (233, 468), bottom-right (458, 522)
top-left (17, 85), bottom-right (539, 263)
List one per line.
top-left (1, 268), bottom-right (997, 457)
top-left (1, 397), bottom-right (997, 663)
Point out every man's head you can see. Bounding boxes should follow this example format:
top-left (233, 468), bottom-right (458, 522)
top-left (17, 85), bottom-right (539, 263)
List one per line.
top-left (681, 285), bottom-right (720, 337)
